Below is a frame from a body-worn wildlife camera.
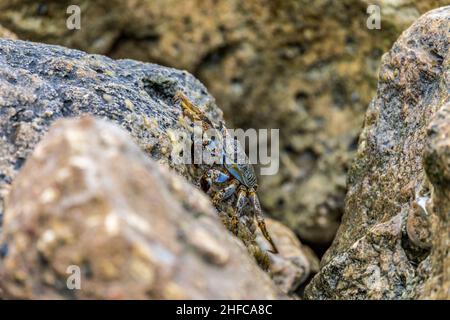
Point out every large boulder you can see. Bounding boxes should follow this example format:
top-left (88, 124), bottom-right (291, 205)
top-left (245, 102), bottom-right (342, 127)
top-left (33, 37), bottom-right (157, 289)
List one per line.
top-left (0, 116), bottom-right (284, 299)
top-left (2, 0), bottom-right (447, 246)
top-left (305, 7), bottom-right (449, 299)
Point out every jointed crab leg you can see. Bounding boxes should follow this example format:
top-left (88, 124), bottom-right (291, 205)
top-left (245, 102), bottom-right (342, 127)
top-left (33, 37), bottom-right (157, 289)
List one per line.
top-left (234, 186), bottom-right (248, 235)
top-left (216, 180), bottom-right (241, 236)
top-left (236, 187), bottom-right (248, 217)
top-left (212, 179), bottom-right (239, 205)
top-left (175, 91), bottom-right (213, 130)
top-left (249, 191), bottom-right (279, 253)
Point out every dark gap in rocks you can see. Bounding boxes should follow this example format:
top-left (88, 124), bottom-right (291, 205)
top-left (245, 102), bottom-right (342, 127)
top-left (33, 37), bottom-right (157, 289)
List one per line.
top-left (61, 99), bottom-right (73, 117)
top-left (0, 173), bottom-right (12, 184)
top-left (284, 41), bottom-right (307, 55)
top-left (0, 243), bottom-right (8, 259)
top-left (400, 230), bottom-right (431, 267)
top-left (300, 237), bottom-right (332, 259)
top-left (296, 272), bottom-right (315, 298)
top-left (331, 79), bottom-right (349, 109)
top-left (348, 135), bottom-right (359, 151)
top-left (36, 3), bottom-right (49, 16)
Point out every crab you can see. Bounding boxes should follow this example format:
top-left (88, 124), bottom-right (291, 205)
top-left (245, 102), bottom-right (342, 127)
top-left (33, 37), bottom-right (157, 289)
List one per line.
top-left (174, 91), bottom-right (278, 253)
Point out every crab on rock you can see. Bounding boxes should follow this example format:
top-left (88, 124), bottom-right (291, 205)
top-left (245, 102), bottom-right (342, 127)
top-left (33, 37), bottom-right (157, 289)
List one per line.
top-left (175, 91), bottom-right (278, 253)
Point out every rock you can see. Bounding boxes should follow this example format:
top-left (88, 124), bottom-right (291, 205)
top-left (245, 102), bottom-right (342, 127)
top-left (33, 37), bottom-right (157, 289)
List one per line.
top-left (421, 103), bottom-right (450, 300)
top-left (305, 7), bottom-right (449, 299)
top-left (255, 218), bottom-right (319, 294)
top-left (1, 0), bottom-right (446, 247)
top-left (0, 116), bottom-right (285, 299)
top-left (0, 38), bottom-right (272, 267)
top-left (0, 0), bottom-right (448, 246)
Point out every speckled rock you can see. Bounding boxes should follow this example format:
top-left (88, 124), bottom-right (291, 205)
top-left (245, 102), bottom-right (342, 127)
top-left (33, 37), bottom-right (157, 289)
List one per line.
top-left (0, 38), bottom-right (275, 267)
top-left (421, 103), bottom-right (450, 300)
top-left (305, 7), bottom-right (449, 299)
top-left (0, 116), bottom-right (285, 299)
top-left (0, 0), bottom-right (446, 246)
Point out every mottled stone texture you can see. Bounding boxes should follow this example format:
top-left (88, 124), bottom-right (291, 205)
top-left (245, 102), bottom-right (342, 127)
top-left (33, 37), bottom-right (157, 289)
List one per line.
top-left (305, 7), bottom-right (449, 299)
top-left (0, 117), bottom-right (284, 299)
top-left (422, 103), bottom-right (450, 299)
top-left (1, 0), bottom-right (446, 246)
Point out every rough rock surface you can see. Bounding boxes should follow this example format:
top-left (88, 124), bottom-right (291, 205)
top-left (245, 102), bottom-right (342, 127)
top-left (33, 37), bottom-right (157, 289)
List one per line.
top-left (0, 0), bottom-right (446, 246)
top-left (0, 117), bottom-right (284, 299)
top-left (0, 38), bottom-right (275, 266)
top-left (305, 7), bottom-right (449, 299)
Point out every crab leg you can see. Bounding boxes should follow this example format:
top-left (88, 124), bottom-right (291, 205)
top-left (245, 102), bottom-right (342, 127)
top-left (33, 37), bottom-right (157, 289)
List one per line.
top-left (249, 190), bottom-right (279, 253)
top-left (234, 186), bottom-right (249, 235)
top-left (175, 91), bottom-right (213, 130)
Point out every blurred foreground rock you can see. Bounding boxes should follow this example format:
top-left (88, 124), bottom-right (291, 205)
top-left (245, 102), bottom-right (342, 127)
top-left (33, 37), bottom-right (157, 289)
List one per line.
top-left (0, 117), bottom-right (284, 299)
top-left (0, 0), bottom-right (446, 246)
top-left (305, 7), bottom-right (449, 299)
